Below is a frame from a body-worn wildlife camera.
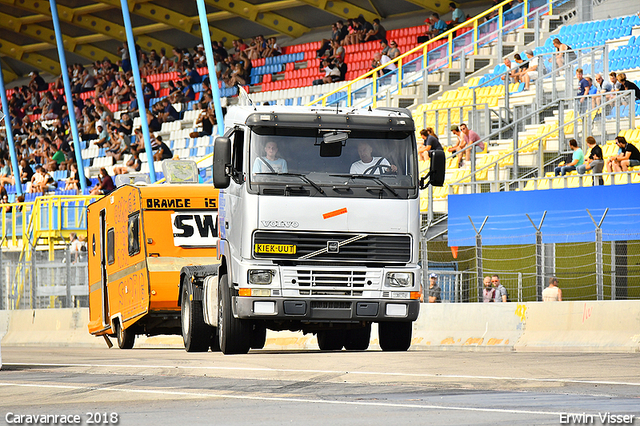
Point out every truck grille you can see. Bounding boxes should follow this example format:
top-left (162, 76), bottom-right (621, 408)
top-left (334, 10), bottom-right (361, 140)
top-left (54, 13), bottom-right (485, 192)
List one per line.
top-left (253, 231), bottom-right (411, 264)
top-left (281, 268), bottom-right (382, 297)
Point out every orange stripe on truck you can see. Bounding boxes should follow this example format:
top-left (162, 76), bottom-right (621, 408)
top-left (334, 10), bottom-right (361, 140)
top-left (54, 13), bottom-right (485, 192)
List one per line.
top-left (323, 208), bottom-right (347, 219)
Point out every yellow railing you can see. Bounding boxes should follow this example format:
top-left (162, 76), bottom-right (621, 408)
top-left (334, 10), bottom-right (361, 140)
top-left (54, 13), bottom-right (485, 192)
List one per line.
top-left (0, 195), bottom-right (99, 251)
top-left (307, 0), bottom-right (554, 108)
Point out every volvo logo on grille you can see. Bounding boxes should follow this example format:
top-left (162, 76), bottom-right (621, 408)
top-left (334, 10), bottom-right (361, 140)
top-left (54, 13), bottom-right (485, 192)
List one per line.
top-left (327, 241), bottom-right (339, 253)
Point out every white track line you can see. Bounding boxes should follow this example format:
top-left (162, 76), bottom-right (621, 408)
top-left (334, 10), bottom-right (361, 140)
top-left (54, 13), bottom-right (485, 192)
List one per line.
top-left (0, 381), bottom-right (563, 417)
top-left (5, 362), bottom-right (640, 387)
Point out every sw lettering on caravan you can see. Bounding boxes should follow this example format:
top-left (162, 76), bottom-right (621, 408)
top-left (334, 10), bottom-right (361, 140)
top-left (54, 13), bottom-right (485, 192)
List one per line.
top-left (171, 211), bottom-right (219, 247)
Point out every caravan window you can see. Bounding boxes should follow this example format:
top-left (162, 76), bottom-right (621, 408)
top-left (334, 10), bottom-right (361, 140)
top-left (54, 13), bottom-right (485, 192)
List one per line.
top-left (107, 228), bottom-right (115, 265)
top-left (128, 213), bottom-right (140, 256)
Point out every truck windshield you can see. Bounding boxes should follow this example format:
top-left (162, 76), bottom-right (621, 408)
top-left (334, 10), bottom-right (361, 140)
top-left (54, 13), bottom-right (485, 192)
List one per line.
top-left (248, 127), bottom-right (418, 199)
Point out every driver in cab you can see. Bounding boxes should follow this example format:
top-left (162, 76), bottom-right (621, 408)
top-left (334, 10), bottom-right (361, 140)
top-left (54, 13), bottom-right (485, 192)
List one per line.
top-left (350, 141), bottom-right (397, 175)
top-left (253, 141), bottom-right (288, 174)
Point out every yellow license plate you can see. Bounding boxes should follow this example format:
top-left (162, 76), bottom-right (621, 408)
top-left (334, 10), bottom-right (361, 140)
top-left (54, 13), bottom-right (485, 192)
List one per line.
top-left (254, 244), bottom-right (297, 254)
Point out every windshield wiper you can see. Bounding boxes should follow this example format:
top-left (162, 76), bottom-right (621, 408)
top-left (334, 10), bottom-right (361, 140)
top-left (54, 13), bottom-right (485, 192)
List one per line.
top-left (255, 172), bottom-right (325, 194)
top-left (330, 174), bottom-right (399, 197)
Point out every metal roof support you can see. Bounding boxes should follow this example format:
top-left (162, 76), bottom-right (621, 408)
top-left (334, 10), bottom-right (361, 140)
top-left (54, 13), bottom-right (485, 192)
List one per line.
top-left (49, 0), bottom-right (87, 192)
top-left (204, 0), bottom-right (309, 38)
top-left (196, 0), bottom-right (225, 136)
top-left (0, 61), bottom-right (22, 196)
top-left (0, 39), bottom-right (61, 75)
top-left (120, 0), bottom-right (157, 183)
top-left (296, 0), bottom-right (378, 22)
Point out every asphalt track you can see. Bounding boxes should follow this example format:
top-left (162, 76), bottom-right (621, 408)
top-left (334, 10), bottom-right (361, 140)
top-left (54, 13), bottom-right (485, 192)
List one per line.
top-left (0, 347), bottom-right (639, 426)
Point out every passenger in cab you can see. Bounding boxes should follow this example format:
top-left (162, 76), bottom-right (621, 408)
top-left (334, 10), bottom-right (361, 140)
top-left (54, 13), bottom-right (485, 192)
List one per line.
top-left (350, 141), bottom-right (397, 175)
top-left (253, 141), bottom-right (288, 174)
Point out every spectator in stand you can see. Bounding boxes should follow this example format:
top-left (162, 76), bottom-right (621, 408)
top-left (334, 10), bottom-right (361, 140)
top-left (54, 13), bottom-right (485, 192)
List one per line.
top-left (577, 136), bottom-right (604, 186)
top-left (30, 166), bottom-right (55, 193)
top-left (542, 277), bottom-right (562, 301)
top-left (608, 136), bottom-right (640, 172)
top-left (329, 40), bottom-right (345, 63)
top-left (449, 2), bottom-right (465, 33)
top-left (335, 20), bottom-right (349, 44)
top-left (153, 136), bottom-right (173, 161)
top-left (379, 40), bottom-right (391, 57)
top-left (64, 163), bottom-right (80, 192)
top-left (371, 52), bottom-right (396, 77)
top-left (245, 35), bottom-right (266, 60)
top-left (520, 49), bottom-right (538, 91)
top-left (448, 125), bottom-right (466, 168)
top-left (501, 57), bottom-right (519, 84)
top-left (418, 128), bottom-right (443, 162)
top-left (189, 102), bottom-right (217, 138)
top-left (317, 38), bottom-right (332, 59)
top-left (617, 73), bottom-right (640, 100)
top-left (344, 18), bottom-right (364, 45)
top-left (592, 73), bottom-right (611, 110)
top-left (90, 168), bottom-right (115, 196)
top-left (183, 66), bottom-right (202, 85)
top-left (554, 138), bottom-right (584, 176)
top-left (28, 71), bottom-right (48, 92)
top-left (232, 39), bottom-right (248, 60)
top-left (387, 41), bottom-right (401, 60)
top-left (513, 53), bottom-right (528, 81)
top-left (418, 13), bottom-right (447, 43)
top-left (20, 159), bottom-right (34, 187)
top-left (262, 37), bottom-right (282, 58)
top-left (313, 59), bottom-right (341, 85)
top-left (607, 71), bottom-right (622, 102)
top-left (365, 18), bottom-right (386, 42)
top-left (0, 159), bottom-right (14, 185)
top-left (460, 123), bottom-right (484, 163)
top-left (334, 58), bottom-right (348, 82)
top-left (226, 62), bottom-right (248, 87)
top-left (553, 38), bottom-right (574, 69)
top-left (576, 68), bottom-right (590, 113)
top-left (159, 98), bottom-right (180, 123)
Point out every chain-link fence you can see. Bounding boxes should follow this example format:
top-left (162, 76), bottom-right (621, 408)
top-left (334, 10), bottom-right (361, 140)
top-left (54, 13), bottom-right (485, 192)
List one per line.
top-left (0, 246), bottom-right (88, 310)
top-left (421, 237), bottom-right (640, 302)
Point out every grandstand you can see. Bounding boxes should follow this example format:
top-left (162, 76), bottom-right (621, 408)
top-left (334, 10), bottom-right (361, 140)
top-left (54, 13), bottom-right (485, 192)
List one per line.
top-left (0, 0), bottom-right (639, 229)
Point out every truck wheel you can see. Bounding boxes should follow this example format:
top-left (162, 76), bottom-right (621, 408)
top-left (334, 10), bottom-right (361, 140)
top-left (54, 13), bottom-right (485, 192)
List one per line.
top-left (210, 327), bottom-right (221, 352)
top-left (344, 324), bottom-right (371, 351)
top-left (378, 321), bottom-right (412, 351)
top-left (317, 329), bottom-right (345, 351)
top-left (218, 275), bottom-right (251, 354)
top-left (181, 283), bottom-right (210, 352)
top-left (115, 321), bottom-right (135, 349)
top-left (251, 324), bottom-right (267, 350)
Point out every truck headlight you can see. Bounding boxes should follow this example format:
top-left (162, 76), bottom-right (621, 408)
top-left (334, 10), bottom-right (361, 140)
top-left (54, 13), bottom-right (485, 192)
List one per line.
top-left (248, 269), bottom-right (273, 285)
top-left (386, 272), bottom-right (413, 287)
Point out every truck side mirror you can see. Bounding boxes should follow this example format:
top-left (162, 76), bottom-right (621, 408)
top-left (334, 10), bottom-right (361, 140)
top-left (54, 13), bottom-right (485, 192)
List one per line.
top-left (420, 150), bottom-right (446, 188)
top-left (213, 136), bottom-right (231, 189)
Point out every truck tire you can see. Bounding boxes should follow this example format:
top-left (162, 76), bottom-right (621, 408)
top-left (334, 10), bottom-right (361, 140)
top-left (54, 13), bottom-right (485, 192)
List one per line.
top-left (317, 329), bottom-right (345, 351)
top-left (251, 324), bottom-right (267, 350)
top-left (210, 328), bottom-right (221, 352)
top-left (378, 321), bottom-right (412, 351)
top-left (115, 321), bottom-right (135, 349)
top-left (344, 324), bottom-right (371, 351)
top-left (218, 275), bottom-right (251, 355)
top-left (181, 283), bottom-right (210, 352)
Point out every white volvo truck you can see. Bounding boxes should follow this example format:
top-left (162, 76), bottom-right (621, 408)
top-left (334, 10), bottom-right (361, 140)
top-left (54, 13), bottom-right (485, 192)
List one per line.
top-left (179, 104), bottom-right (444, 354)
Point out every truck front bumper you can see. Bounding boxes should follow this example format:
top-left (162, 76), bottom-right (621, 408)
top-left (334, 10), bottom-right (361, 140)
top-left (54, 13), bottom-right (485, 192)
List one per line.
top-left (233, 297), bottom-right (419, 322)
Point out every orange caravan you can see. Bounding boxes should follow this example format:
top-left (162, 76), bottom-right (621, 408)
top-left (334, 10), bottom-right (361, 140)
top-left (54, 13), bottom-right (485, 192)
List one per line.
top-left (87, 163), bottom-right (218, 349)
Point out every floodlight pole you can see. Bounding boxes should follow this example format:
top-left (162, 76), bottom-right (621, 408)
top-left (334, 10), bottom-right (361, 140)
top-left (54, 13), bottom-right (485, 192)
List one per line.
top-left (120, 0), bottom-right (157, 182)
top-left (0, 62), bottom-right (23, 196)
top-left (196, 0), bottom-right (225, 136)
top-left (50, 0), bottom-right (87, 191)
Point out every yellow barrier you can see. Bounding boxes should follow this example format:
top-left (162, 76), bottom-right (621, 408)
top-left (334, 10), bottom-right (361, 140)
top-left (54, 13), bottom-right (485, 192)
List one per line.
top-left (308, 0), bottom-right (554, 108)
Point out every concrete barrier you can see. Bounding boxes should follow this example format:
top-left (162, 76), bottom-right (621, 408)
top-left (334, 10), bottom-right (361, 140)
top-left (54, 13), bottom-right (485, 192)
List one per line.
top-left (1, 301), bottom-right (640, 352)
top-left (411, 302), bottom-right (526, 351)
top-left (515, 300), bottom-right (640, 352)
